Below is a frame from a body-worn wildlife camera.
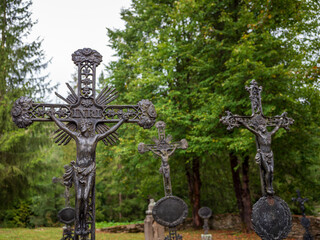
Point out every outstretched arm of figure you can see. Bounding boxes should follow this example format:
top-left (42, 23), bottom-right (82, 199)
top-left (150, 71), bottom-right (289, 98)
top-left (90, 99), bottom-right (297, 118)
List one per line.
top-left (97, 115), bottom-right (129, 141)
top-left (271, 118), bottom-right (283, 136)
top-left (167, 145), bottom-right (178, 157)
top-left (149, 148), bottom-right (163, 158)
top-left (48, 111), bottom-right (77, 138)
top-left (239, 119), bottom-right (259, 135)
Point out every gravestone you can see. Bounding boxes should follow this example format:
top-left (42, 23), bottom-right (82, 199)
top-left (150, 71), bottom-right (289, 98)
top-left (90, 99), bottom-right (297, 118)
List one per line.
top-left (221, 80), bottom-right (294, 240)
top-left (144, 199), bottom-right (165, 240)
top-left (11, 48), bottom-right (157, 240)
top-left (198, 207), bottom-right (212, 240)
top-left (138, 121), bottom-right (188, 240)
top-left (292, 190), bottom-right (313, 240)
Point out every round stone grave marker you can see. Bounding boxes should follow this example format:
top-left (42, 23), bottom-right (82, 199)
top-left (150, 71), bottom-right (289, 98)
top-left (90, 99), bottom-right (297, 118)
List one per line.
top-left (152, 195), bottom-right (188, 228)
top-left (198, 207), bottom-right (212, 219)
top-left (58, 207), bottom-right (75, 225)
top-left (252, 196), bottom-right (292, 240)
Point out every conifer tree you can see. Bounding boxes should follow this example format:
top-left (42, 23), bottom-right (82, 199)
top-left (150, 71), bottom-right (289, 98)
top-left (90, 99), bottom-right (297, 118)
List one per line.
top-left (0, 0), bottom-right (51, 211)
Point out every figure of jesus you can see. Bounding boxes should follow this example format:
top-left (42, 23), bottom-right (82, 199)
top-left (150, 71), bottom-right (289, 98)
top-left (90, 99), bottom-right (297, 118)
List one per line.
top-left (150, 147), bottom-right (178, 196)
top-left (48, 112), bottom-right (128, 235)
top-left (239, 118), bottom-right (283, 195)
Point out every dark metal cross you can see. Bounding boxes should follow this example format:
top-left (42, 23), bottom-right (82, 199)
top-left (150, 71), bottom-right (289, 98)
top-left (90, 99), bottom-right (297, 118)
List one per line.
top-left (138, 121), bottom-right (188, 196)
top-left (11, 48), bottom-right (157, 240)
top-left (220, 80), bottom-right (294, 196)
top-left (292, 190), bottom-right (313, 240)
top-left (292, 189), bottom-right (308, 217)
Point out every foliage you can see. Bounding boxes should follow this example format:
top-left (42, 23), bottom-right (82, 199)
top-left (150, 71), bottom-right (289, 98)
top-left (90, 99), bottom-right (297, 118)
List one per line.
top-left (0, 0), bottom-right (59, 227)
top-left (101, 0), bottom-right (320, 224)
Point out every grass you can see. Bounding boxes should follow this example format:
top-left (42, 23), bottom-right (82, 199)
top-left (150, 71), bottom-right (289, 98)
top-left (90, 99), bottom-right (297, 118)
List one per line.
top-left (0, 228), bottom-right (263, 240)
top-left (96, 221), bottom-right (144, 228)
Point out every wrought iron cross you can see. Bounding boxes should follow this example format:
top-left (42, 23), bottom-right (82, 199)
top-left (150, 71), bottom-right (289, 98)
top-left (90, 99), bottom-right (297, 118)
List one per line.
top-left (220, 80), bottom-right (294, 196)
top-left (11, 48), bottom-right (157, 240)
top-left (292, 190), bottom-right (309, 217)
top-left (292, 190), bottom-right (313, 240)
top-left (138, 121), bottom-right (188, 196)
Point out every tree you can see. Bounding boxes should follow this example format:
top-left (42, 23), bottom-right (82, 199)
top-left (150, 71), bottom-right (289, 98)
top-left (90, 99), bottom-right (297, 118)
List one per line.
top-left (0, 0), bottom-right (51, 213)
top-left (104, 0), bottom-right (320, 230)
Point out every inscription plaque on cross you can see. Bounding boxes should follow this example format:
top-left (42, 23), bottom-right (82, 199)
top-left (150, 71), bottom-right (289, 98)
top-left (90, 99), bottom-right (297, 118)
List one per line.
top-left (138, 121), bottom-right (188, 240)
top-left (11, 48), bottom-right (157, 240)
top-left (220, 80), bottom-right (294, 240)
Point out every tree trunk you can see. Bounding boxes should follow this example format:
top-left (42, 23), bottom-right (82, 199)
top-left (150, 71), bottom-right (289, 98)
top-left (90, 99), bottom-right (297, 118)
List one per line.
top-left (185, 157), bottom-right (201, 227)
top-left (229, 153), bottom-right (252, 232)
top-left (241, 156), bottom-right (252, 232)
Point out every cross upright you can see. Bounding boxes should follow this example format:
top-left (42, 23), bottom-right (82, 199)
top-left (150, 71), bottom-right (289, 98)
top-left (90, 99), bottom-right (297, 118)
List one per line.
top-left (220, 80), bottom-right (294, 196)
top-left (138, 121), bottom-right (188, 196)
top-left (11, 48), bottom-right (157, 240)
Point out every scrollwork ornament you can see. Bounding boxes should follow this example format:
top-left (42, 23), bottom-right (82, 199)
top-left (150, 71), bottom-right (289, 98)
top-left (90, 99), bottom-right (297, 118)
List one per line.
top-left (137, 99), bottom-right (157, 129)
top-left (11, 96), bottom-right (33, 128)
top-left (72, 48), bottom-right (103, 65)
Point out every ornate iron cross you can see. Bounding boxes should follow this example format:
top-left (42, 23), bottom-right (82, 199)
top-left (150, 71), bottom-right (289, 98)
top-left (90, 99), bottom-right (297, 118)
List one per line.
top-left (138, 121), bottom-right (188, 196)
top-left (11, 48), bottom-right (157, 240)
top-left (220, 80), bottom-right (294, 196)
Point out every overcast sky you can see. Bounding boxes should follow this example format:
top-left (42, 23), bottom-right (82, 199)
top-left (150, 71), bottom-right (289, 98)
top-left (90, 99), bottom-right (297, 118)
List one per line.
top-left (29, 0), bottom-right (132, 102)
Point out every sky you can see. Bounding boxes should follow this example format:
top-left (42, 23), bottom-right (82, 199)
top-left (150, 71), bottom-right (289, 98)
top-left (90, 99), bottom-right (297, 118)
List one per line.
top-left (29, 0), bottom-right (132, 102)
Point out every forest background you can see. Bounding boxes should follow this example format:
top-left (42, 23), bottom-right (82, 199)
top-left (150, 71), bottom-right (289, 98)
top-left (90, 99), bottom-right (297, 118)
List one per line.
top-left (0, 0), bottom-right (320, 232)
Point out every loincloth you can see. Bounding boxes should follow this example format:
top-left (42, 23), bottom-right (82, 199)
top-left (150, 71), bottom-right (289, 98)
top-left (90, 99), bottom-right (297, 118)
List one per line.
top-left (255, 150), bottom-right (273, 165)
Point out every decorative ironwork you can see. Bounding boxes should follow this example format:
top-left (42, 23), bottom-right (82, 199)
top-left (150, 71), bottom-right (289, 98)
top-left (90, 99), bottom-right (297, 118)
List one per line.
top-left (292, 190), bottom-right (313, 240)
top-left (220, 80), bottom-right (294, 196)
top-left (198, 207), bottom-right (212, 235)
top-left (12, 48), bottom-right (157, 240)
top-left (152, 195), bottom-right (188, 228)
top-left (52, 176), bottom-right (75, 240)
top-left (252, 196), bottom-right (292, 240)
top-left (221, 80), bottom-right (293, 239)
top-left (164, 228), bottom-right (183, 240)
top-left (138, 121), bottom-right (187, 196)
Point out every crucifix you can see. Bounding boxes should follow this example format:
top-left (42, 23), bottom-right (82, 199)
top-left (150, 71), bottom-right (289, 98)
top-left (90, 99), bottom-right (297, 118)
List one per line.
top-left (138, 121), bottom-right (188, 196)
top-left (138, 121), bottom-right (188, 240)
top-left (220, 80), bottom-right (294, 196)
top-left (292, 190), bottom-right (313, 240)
top-left (11, 48), bottom-right (157, 240)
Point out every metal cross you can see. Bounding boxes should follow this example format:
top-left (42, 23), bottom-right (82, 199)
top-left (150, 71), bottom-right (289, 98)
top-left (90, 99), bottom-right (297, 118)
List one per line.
top-left (292, 189), bottom-right (308, 217)
top-left (11, 48), bottom-right (157, 240)
top-left (292, 190), bottom-right (313, 240)
top-left (220, 80), bottom-right (294, 196)
top-left (138, 121), bottom-right (188, 196)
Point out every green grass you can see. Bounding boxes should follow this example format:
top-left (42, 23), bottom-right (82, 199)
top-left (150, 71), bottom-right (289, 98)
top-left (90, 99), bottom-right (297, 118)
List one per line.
top-left (0, 228), bottom-right (264, 240)
top-left (0, 227), bottom-right (144, 240)
top-left (96, 221), bottom-right (144, 228)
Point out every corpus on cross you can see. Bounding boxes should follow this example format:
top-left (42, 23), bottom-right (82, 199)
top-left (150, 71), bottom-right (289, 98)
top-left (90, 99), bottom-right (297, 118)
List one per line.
top-left (11, 48), bottom-right (157, 240)
top-left (220, 80), bottom-right (294, 196)
top-left (138, 121), bottom-right (188, 196)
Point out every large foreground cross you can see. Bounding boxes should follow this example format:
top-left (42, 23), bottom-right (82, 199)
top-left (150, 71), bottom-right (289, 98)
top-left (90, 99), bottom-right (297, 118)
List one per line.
top-left (11, 48), bottom-right (157, 240)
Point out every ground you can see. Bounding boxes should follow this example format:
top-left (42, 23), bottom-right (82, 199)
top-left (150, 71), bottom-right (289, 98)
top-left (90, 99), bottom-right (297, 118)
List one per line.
top-left (0, 228), bottom-right (265, 240)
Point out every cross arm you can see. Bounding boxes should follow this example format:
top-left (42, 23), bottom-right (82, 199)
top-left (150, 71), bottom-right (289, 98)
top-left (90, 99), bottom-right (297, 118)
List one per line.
top-left (11, 96), bottom-right (71, 128)
top-left (138, 139), bottom-right (188, 154)
top-left (265, 112), bottom-right (294, 131)
top-left (101, 99), bottom-right (157, 129)
top-left (220, 111), bottom-right (253, 130)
